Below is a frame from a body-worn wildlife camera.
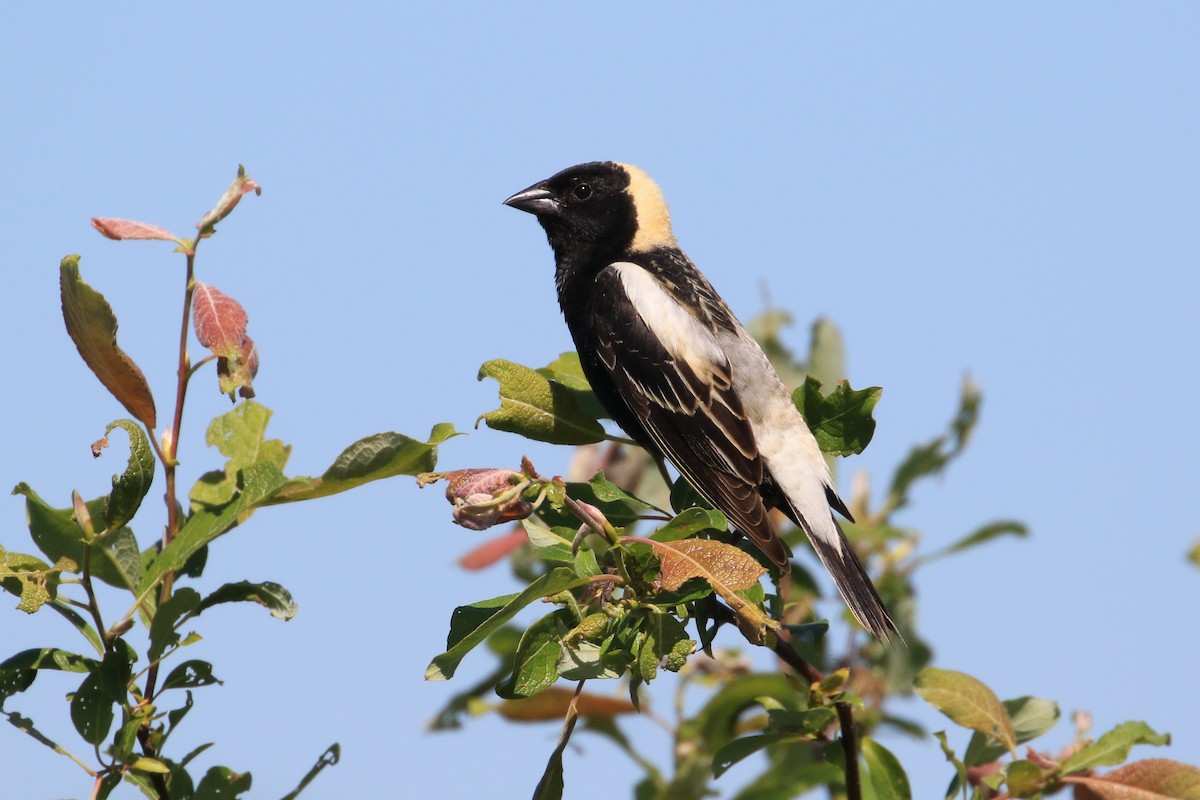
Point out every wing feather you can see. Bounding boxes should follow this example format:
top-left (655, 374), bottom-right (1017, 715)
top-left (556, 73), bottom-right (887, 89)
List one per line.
top-left (593, 263), bottom-right (789, 569)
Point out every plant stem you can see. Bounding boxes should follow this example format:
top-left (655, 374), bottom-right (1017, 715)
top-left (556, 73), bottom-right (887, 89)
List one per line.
top-left (772, 627), bottom-right (862, 800)
top-left (80, 546), bottom-right (108, 650)
top-left (707, 599), bottom-right (864, 800)
top-left (142, 240), bottom-right (200, 739)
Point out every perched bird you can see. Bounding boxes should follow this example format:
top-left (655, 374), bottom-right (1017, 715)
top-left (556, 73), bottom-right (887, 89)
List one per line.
top-left (504, 162), bottom-right (898, 642)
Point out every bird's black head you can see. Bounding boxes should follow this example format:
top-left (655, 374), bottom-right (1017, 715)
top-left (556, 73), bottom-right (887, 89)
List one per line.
top-left (504, 162), bottom-right (676, 265)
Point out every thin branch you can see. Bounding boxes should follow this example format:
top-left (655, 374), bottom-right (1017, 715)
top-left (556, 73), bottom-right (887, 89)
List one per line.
top-left (79, 545), bottom-right (109, 651)
top-left (708, 599), bottom-right (864, 800)
top-left (142, 236), bottom-right (201, 778)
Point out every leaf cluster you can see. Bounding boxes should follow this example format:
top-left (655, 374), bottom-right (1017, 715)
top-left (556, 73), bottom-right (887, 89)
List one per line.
top-left (916, 667), bottom-right (1192, 800)
top-left (424, 317), bottom-right (1048, 800)
top-left (1, 169), bottom-right (431, 799)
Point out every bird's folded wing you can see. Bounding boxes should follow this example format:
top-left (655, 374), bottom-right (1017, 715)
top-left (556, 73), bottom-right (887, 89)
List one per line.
top-left (593, 264), bottom-right (788, 568)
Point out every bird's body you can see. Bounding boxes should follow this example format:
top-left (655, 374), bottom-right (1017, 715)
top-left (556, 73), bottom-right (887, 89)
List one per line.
top-left (505, 162), bottom-right (898, 642)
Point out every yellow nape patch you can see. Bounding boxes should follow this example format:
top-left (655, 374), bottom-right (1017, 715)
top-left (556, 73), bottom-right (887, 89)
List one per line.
top-left (618, 163), bottom-right (677, 252)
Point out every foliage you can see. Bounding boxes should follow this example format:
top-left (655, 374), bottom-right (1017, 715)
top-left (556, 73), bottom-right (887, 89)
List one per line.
top-left (0, 168), bottom-right (450, 798)
top-left (6, 170), bottom-right (1194, 800)
top-left (421, 309), bottom-right (1195, 800)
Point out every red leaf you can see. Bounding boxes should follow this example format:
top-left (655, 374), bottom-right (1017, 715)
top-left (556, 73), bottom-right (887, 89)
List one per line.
top-left (1067, 759), bottom-right (1200, 799)
top-left (496, 687), bottom-right (637, 722)
top-left (91, 218), bottom-right (180, 243)
top-left (458, 528), bottom-right (527, 570)
top-left (192, 283), bottom-right (248, 358)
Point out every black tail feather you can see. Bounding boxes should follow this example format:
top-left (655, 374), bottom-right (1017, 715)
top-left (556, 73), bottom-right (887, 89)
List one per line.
top-left (805, 518), bottom-right (902, 644)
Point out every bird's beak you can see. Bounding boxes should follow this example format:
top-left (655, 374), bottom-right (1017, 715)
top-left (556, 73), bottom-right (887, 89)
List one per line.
top-left (503, 184), bottom-right (562, 216)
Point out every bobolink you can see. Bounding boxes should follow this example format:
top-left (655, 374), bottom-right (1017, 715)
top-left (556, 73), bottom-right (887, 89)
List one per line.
top-left (505, 162), bottom-right (898, 642)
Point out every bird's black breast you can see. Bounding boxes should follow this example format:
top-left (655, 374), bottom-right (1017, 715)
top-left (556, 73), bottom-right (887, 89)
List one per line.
top-left (557, 262), bottom-right (656, 449)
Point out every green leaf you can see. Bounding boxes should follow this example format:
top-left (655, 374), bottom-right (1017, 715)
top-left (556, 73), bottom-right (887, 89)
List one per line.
top-left (14, 484), bottom-right (140, 592)
top-left (94, 772), bottom-right (122, 800)
top-left (934, 730), bottom-right (969, 800)
top-left (189, 401), bottom-right (290, 511)
top-left (534, 472), bottom-right (658, 533)
top-left (47, 599), bottom-right (104, 654)
top-left (964, 696), bottom-right (1060, 767)
top-left (651, 507), bottom-right (728, 542)
top-left (791, 376), bottom-right (881, 457)
top-left (70, 650), bottom-right (130, 745)
top-left (533, 739), bottom-right (566, 800)
top-left (0, 648), bottom-right (95, 673)
top-left (1, 669), bottom-right (35, 703)
top-left (1005, 759), bottom-right (1043, 796)
top-left (163, 691), bottom-right (194, 747)
top-left (496, 609), bottom-right (569, 699)
top-left (915, 668), bottom-right (1016, 757)
top-left (3, 708), bottom-right (92, 766)
top-left (583, 471), bottom-right (655, 509)
top-left (693, 673), bottom-right (802, 750)
top-left (807, 317), bottom-right (846, 392)
top-left (101, 420), bottom-right (155, 531)
top-left (113, 712), bottom-right (141, 760)
top-left (426, 568), bottom-right (591, 681)
top-left (531, 688), bottom-right (583, 800)
top-left (123, 767), bottom-right (159, 800)
top-left (521, 521), bottom-right (577, 564)
top-left (537, 351), bottom-right (608, 421)
top-left (148, 588), bottom-right (201, 661)
top-left (194, 766), bottom-right (253, 800)
top-left (1062, 721), bottom-right (1172, 774)
top-left (729, 758), bottom-right (844, 800)
top-left (141, 461), bottom-right (286, 592)
top-left (558, 641), bottom-right (628, 681)
top-left (887, 379), bottom-right (980, 511)
top-left (131, 757), bottom-right (171, 774)
top-left (0, 546), bottom-right (60, 613)
top-left (634, 611), bottom-right (692, 683)
top-left (162, 660), bottom-right (221, 691)
top-left (760, 707), bottom-right (836, 736)
top-left (783, 621), bottom-right (830, 649)
top-left (668, 476), bottom-right (712, 515)
top-left (477, 359), bottom-right (606, 445)
top-left (713, 733), bottom-right (816, 778)
top-left (266, 424), bottom-right (457, 504)
top-left (279, 743), bottom-right (340, 800)
top-left (197, 580), bottom-right (298, 621)
top-left (59, 256), bottom-right (157, 428)
top-left (573, 547), bottom-right (600, 578)
top-left (917, 521), bottom-right (1029, 566)
top-left (862, 738), bottom-right (912, 800)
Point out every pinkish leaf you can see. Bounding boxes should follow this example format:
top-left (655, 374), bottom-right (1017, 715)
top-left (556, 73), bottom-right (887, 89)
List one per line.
top-left (196, 164), bottom-right (261, 233)
top-left (91, 218), bottom-right (180, 243)
top-left (421, 468), bottom-right (534, 531)
top-left (458, 528), bottom-right (527, 570)
top-left (192, 283), bottom-right (248, 358)
top-left (1066, 759), bottom-right (1200, 799)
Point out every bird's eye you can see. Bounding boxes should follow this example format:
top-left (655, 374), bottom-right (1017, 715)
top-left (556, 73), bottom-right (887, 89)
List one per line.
top-left (572, 182), bottom-right (593, 201)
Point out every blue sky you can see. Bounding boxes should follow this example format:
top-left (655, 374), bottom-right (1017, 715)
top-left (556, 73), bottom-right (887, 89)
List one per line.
top-left (2, 4), bottom-right (1197, 798)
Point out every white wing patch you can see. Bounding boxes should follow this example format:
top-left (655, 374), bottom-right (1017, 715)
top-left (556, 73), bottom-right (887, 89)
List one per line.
top-left (612, 262), bottom-right (725, 383)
